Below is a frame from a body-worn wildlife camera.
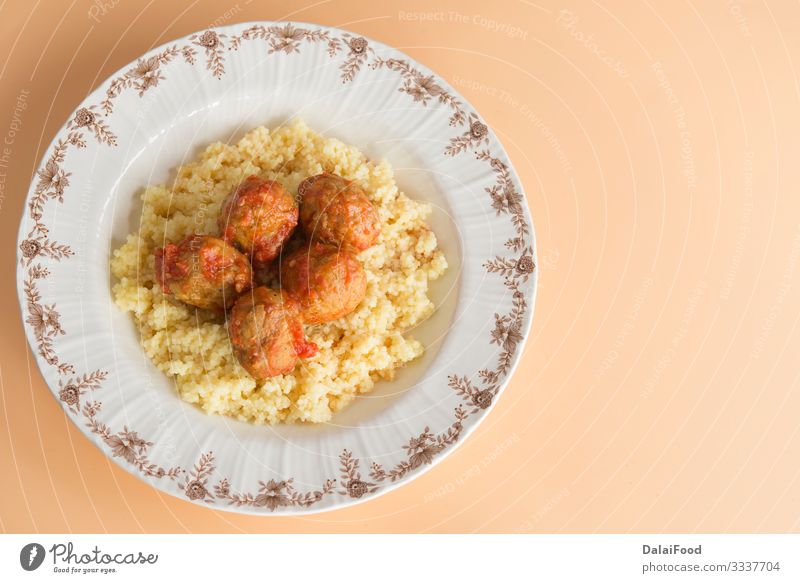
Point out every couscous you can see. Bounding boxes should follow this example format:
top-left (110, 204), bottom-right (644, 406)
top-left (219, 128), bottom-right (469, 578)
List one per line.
top-left (111, 119), bottom-right (447, 424)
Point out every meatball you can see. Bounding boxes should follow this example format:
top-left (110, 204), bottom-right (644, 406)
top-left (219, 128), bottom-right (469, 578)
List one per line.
top-left (279, 243), bottom-right (367, 325)
top-left (297, 173), bottom-right (380, 251)
top-left (228, 287), bottom-right (318, 379)
top-left (219, 176), bottom-right (298, 269)
top-left (154, 234), bottom-right (252, 311)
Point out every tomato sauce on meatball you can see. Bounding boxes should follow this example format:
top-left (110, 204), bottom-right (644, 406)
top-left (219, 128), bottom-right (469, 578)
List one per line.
top-left (297, 173), bottom-right (380, 251)
top-left (219, 176), bottom-right (298, 269)
top-left (279, 242), bottom-right (367, 325)
top-left (154, 234), bottom-right (252, 311)
top-left (228, 287), bottom-right (318, 379)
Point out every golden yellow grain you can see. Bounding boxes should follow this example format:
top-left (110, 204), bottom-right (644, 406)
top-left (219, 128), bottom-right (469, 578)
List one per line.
top-left (111, 119), bottom-right (446, 424)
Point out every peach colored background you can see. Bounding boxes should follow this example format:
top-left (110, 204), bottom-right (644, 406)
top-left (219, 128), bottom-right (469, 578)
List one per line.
top-left (3, 0), bottom-right (800, 533)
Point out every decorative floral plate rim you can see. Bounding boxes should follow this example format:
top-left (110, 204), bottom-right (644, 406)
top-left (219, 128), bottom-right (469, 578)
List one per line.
top-left (16, 21), bottom-right (538, 515)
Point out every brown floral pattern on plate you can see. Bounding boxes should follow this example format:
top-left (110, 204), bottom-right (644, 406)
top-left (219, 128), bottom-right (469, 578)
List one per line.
top-left (336, 34), bottom-right (372, 83)
top-left (338, 449), bottom-right (378, 498)
top-left (178, 452), bottom-right (215, 503)
top-left (100, 44), bottom-right (198, 114)
top-left (57, 371), bottom-right (106, 415)
top-left (370, 57), bottom-right (466, 125)
top-left (209, 450), bottom-right (336, 511)
top-left (229, 23), bottom-right (331, 55)
top-left (190, 30), bottom-right (226, 78)
top-left (445, 114), bottom-right (492, 157)
top-left (23, 264), bottom-right (71, 374)
top-left (83, 399), bottom-right (183, 480)
top-left (66, 105), bottom-right (116, 146)
top-left (230, 25), bottom-right (371, 84)
top-left (368, 412), bottom-right (465, 483)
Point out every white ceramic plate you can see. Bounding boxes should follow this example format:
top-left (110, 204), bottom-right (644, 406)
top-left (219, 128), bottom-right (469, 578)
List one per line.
top-left (16, 22), bottom-right (537, 514)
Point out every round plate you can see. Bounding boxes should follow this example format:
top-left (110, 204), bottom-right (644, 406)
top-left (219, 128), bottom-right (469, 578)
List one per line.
top-left (16, 21), bottom-right (537, 514)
